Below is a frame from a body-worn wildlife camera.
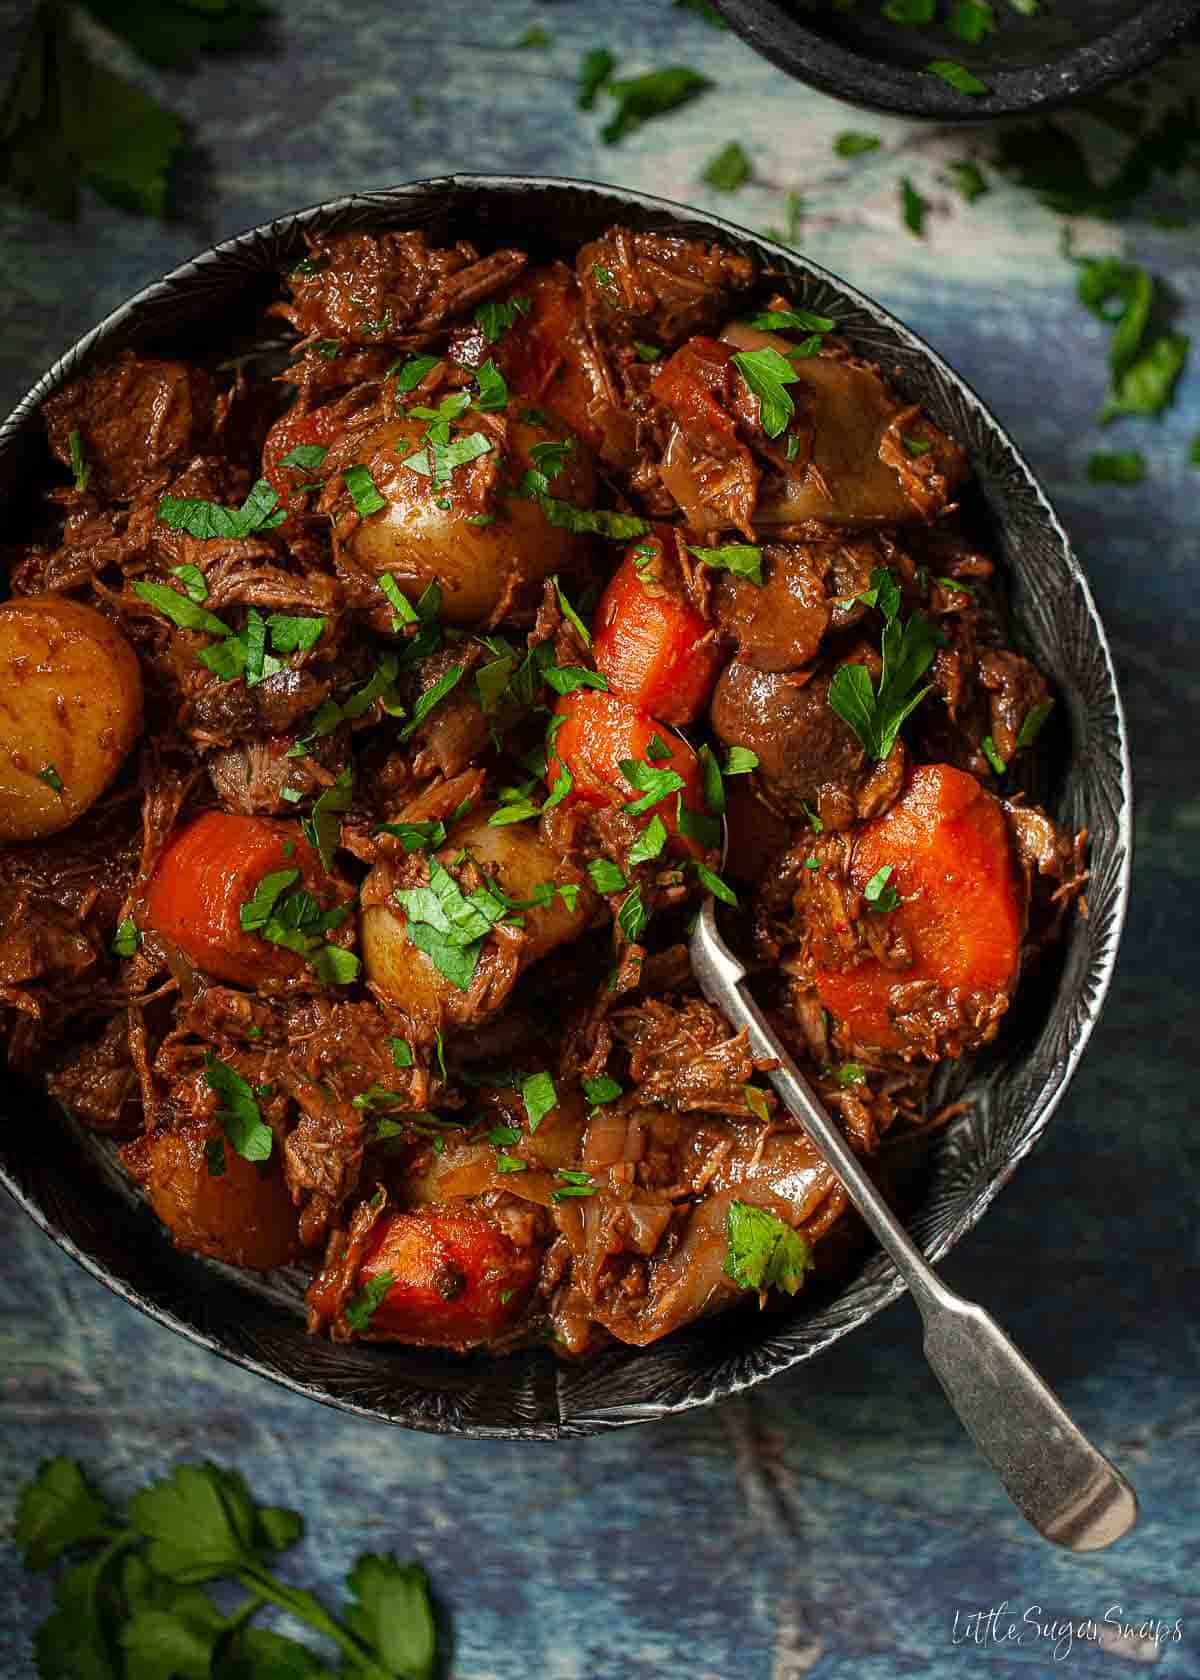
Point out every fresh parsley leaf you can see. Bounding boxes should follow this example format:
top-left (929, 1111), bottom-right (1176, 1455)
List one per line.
top-left (552, 1169), bottom-right (599, 1202)
top-left (600, 66), bottom-right (713, 145)
top-left (864, 864), bottom-right (901, 912)
top-left (619, 758), bottom-right (686, 816)
top-left (1016, 699), bottom-right (1054, 749)
top-left (111, 917), bottom-right (140, 958)
top-left (633, 340), bottom-right (662, 362)
top-left (901, 176), bottom-right (929, 236)
top-left (686, 542), bottom-right (764, 586)
top-left (534, 495), bottom-right (650, 541)
top-left (344, 1272), bottom-right (396, 1333)
top-left (157, 479), bottom-right (285, 540)
top-left (343, 463), bottom-right (387, 517)
top-left (553, 576), bottom-right (594, 649)
top-left (474, 295), bottom-right (531, 345)
top-left (1087, 450), bottom-right (1145, 484)
top-left (834, 1062), bottom-right (867, 1087)
top-left (542, 763), bottom-right (573, 812)
top-left (698, 743), bottom-right (725, 816)
top-left (857, 565), bottom-right (901, 619)
top-left (802, 800), bottom-right (824, 834)
top-left (948, 0), bottom-right (995, 42)
top-left (342, 1553), bottom-right (437, 1680)
top-left (628, 814), bottom-right (669, 866)
top-left (132, 581), bottom-right (232, 640)
top-left (703, 141), bottom-right (751, 192)
top-left (946, 159), bottom-right (989, 202)
top-left (729, 347), bottom-right (800, 439)
top-left (279, 443), bottom-right (328, 472)
top-left (617, 885), bottom-right (648, 941)
top-left (926, 59), bottom-right (990, 95)
top-left (582, 1076), bottom-right (623, 1104)
top-left (397, 663), bottom-right (465, 742)
top-left (522, 1071), bottom-right (558, 1132)
top-left (723, 746), bottom-right (759, 776)
top-left (544, 665), bottom-right (608, 696)
top-left (390, 353), bottom-right (440, 392)
top-left (267, 613), bottom-right (325, 654)
top-left (170, 563), bottom-right (209, 603)
top-left (389, 1037), bottom-right (414, 1068)
top-left (203, 1053), bottom-right (273, 1163)
top-left (512, 24), bottom-right (552, 48)
top-left (724, 1201), bottom-right (812, 1294)
top-left (882, 0), bottom-right (934, 17)
top-left (300, 766), bottom-right (352, 875)
top-left (15, 1457), bottom-right (112, 1570)
top-left (981, 734), bottom-right (1008, 774)
top-left (588, 858), bottom-right (628, 895)
top-left (474, 358), bottom-right (509, 412)
top-left (694, 861), bottom-right (737, 906)
top-left (828, 605), bottom-right (938, 760)
top-left (901, 433), bottom-right (933, 457)
top-left (834, 132), bottom-right (881, 158)
top-left (67, 428), bottom-right (91, 492)
top-left (744, 1085), bottom-right (771, 1123)
top-left (239, 868), bottom-right (301, 933)
top-left (1100, 333), bottom-right (1189, 424)
top-left (646, 732), bottom-right (672, 762)
top-left (578, 45), bottom-right (616, 110)
top-left (36, 763), bottom-right (64, 793)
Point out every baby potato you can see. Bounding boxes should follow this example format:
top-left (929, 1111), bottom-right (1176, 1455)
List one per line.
top-left (334, 404), bottom-right (597, 627)
top-left (0, 594), bottom-right (143, 843)
top-left (122, 1116), bottom-right (300, 1271)
top-left (361, 812), bottom-right (596, 1026)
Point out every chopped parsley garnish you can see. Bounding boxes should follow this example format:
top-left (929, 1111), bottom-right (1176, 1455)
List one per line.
top-left (300, 765), bottom-right (353, 874)
top-left (834, 1063), bottom-right (867, 1087)
top-left (724, 1201), bottom-right (812, 1294)
top-left (599, 66), bottom-right (713, 145)
top-left (389, 1036), bottom-right (414, 1068)
top-left (203, 1052), bottom-right (273, 1162)
top-left (729, 348), bottom-right (800, 439)
top-left (578, 45), bottom-right (616, 110)
top-left (948, 0), bottom-right (995, 42)
top-left (619, 758), bottom-right (686, 816)
top-left (1087, 450), bottom-right (1145, 485)
top-left (551, 1169), bottom-right (598, 1202)
top-left (512, 24), bottom-right (552, 48)
top-left (341, 464), bottom-right (386, 517)
top-left (378, 573), bottom-right (418, 629)
top-left (394, 855), bottom-right (524, 991)
top-left (981, 735), bottom-right (1008, 775)
top-left (582, 1076), bottom-right (623, 1104)
top-left (723, 746), bottom-right (759, 776)
top-left (686, 542), bottom-right (764, 586)
top-left (279, 443), bottom-right (328, 472)
top-left (314, 338), bottom-right (342, 359)
top-left (617, 885), bottom-right (649, 941)
top-left (389, 352), bottom-right (440, 391)
top-left (544, 666), bottom-right (608, 696)
top-left (827, 576), bottom-right (938, 760)
top-left (628, 814), bottom-right (669, 866)
top-left (901, 176), bottom-right (929, 236)
top-left (744, 307), bottom-right (836, 334)
top-left (588, 858), bottom-right (628, 895)
top-left (111, 918), bottom-right (140, 958)
top-left (802, 800), bottom-right (823, 834)
top-left (633, 341), bottom-right (662, 362)
top-left (157, 478), bottom-right (285, 540)
top-left (864, 864), bottom-right (901, 913)
top-left (946, 159), bottom-right (989, 202)
top-left (926, 59), bottom-right (990, 95)
top-left (804, 857), bottom-right (820, 871)
top-left (646, 732), bottom-right (672, 762)
top-left (35, 763), bottom-right (64, 793)
top-left (474, 295), bottom-right (531, 344)
top-left (530, 495), bottom-right (649, 542)
top-left (744, 1086), bottom-right (770, 1123)
top-left (693, 861), bottom-right (737, 907)
top-left (834, 133), bottom-right (881, 158)
top-left (398, 663), bottom-right (466, 742)
top-left (522, 1070), bottom-right (558, 1132)
top-left (169, 562), bottom-right (209, 602)
top-left (238, 856), bottom-right (357, 983)
top-left (702, 141), bottom-right (751, 192)
top-left (67, 429), bottom-right (90, 492)
top-left (344, 1271), bottom-right (395, 1332)
top-left (698, 743), bottom-right (725, 817)
top-left (901, 434), bottom-right (933, 457)
top-left (474, 358), bottom-right (509, 412)
top-left (592, 263), bottom-right (615, 287)
top-left (856, 565), bottom-right (901, 619)
top-left (1016, 700), bottom-right (1054, 749)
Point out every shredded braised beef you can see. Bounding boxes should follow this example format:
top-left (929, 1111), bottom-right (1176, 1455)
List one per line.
top-left (1, 221), bottom-right (1084, 1358)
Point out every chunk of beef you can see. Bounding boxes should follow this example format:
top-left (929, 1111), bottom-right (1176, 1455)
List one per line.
top-left (578, 229), bottom-right (754, 350)
top-left (715, 543), bottom-right (830, 671)
top-left (46, 1014), bottom-right (139, 1133)
top-left (206, 725), bottom-right (349, 814)
top-left (274, 231), bottom-right (527, 349)
top-left (43, 353), bottom-right (216, 502)
top-left (611, 997), bottom-right (761, 1115)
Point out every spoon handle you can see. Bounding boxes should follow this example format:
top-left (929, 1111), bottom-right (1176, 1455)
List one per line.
top-left (690, 900), bottom-right (1137, 1550)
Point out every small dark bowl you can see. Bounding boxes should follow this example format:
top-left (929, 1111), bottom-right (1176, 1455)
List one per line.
top-left (0, 176), bottom-right (1131, 1437)
top-left (713, 0), bottom-right (1198, 120)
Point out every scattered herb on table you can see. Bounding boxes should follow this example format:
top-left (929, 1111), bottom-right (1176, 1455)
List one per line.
top-left (13, 1454), bottom-right (439, 1678)
top-left (599, 67), bottom-right (713, 145)
top-left (1087, 450), bottom-right (1145, 485)
top-left (703, 141), bottom-right (751, 192)
top-left (901, 176), bottom-right (929, 237)
top-left (835, 132), bottom-right (881, 158)
top-left (578, 46), bottom-right (616, 110)
top-left (945, 159), bottom-right (989, 202)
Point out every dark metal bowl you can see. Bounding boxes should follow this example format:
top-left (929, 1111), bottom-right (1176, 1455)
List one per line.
top-left (713, 0), bottom-right (1198, 120)
top-left (0, 176), bottom-right (1131, 1437)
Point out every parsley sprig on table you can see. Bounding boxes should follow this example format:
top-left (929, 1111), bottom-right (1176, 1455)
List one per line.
top-left (1, 1), bottom-right (268, 220)
top-left (14, 1455), bottom-right (438, 1679)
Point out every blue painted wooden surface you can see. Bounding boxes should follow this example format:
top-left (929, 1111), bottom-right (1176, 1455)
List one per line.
top-left (1, 2), bottom-right (1198, 1673)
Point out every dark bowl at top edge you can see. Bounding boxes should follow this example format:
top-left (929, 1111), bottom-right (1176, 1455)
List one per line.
top-left (0, 174), bottom-right (1132, 1438)
top-left (712, 0), bottom-right (1199, 121)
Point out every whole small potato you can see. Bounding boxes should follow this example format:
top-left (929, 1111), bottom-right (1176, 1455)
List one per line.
top-left (361, 813), bottom-right (596, 1025)
top-left (334, 404), bottom-right (597, 627)
top-left (0, 594), bottom-right (143, 842)
top-left (122, 1116), bottom-right (301, 1271)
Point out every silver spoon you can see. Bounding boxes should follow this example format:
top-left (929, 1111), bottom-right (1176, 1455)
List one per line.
top-left (689, 892), bottom-right (1138, 1552)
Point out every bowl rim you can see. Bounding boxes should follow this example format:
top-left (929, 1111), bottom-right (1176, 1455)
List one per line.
top-left (0, 173), bottom-right (1133, 1436)
top-left (710, 0), bottom-right (1199, 121)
